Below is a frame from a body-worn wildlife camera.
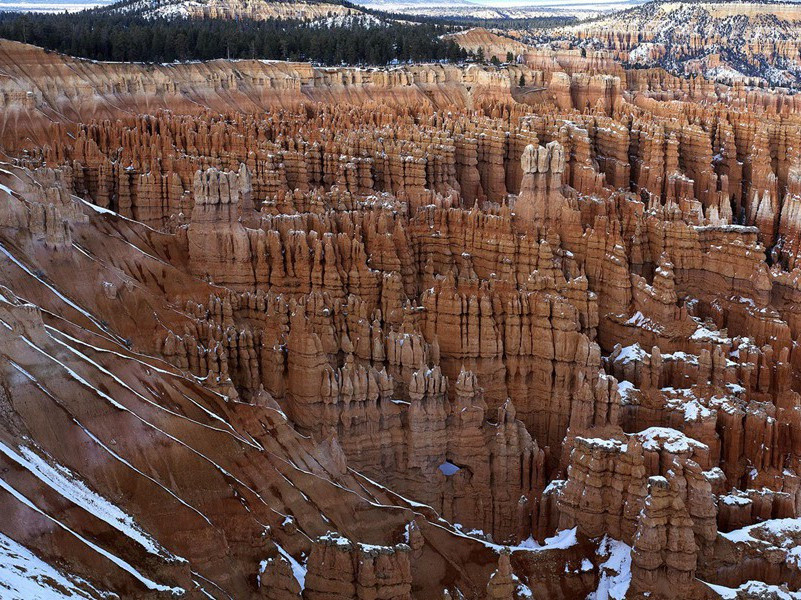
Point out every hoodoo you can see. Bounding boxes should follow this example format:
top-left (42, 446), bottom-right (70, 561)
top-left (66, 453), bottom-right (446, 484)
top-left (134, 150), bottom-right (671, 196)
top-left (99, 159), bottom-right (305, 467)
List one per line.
top-left (0, 0), bottom-right (801, 597)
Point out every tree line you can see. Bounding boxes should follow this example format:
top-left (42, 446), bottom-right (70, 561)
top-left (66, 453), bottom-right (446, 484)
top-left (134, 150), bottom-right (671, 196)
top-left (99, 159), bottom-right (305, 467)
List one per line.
top-left (0, 10), bottom-right (472, 64)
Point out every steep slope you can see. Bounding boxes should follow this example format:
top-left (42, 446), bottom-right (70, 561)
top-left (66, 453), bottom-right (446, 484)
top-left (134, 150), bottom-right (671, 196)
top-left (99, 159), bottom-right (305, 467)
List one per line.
top-left (0, 43), bottom-right (589, 599)
top-left (354, 0), bottom-right (643, 19)
top-left (0, 39), bottom-right (522, 150)
top-left (446, 27), bottom-right (530, 61)
top-left (112, 0), bottom-right (371, 21)
top-left (550, 0), bottom-right (801, 86)
top-left (3, 37), bottom-right (801, 600)
top-left (0, 160), bottom-right (592, 599)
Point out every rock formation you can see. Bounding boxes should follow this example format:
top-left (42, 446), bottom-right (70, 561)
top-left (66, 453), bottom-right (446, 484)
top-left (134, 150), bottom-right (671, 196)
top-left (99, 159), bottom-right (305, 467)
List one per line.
top-left (0, 32), bottom-right (800, 600)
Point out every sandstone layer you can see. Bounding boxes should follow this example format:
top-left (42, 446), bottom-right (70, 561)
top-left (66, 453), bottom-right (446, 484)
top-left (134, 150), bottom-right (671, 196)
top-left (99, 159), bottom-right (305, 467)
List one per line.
top-left (1, 36), bottom-right (801, 600)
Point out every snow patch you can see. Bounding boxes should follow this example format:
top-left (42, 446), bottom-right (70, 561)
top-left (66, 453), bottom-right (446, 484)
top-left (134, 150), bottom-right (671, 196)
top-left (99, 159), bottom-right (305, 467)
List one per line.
top-left (636, 427), bottom-right (707, 455)
top-left (0, 532), bottom-right (112, 599)
top-left (275, 544), bottom-right (306, 591)
top-left (587, 537), bottom-right (632, 600)
top-left (0, 442), bottom-right (175, 561)
top-left (703, 580), bottom-right (801, 600)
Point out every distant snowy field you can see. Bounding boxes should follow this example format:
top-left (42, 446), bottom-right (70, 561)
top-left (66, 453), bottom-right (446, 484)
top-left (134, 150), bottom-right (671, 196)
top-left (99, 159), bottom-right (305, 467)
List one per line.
top-left (0, 0), bottom-right (641, 13)
top-left (0, 0), bottom-right (114, 11)
top-left (363, 0), bottom-right (637, 6)
top-left (357, 0), bottom-right (645, 18)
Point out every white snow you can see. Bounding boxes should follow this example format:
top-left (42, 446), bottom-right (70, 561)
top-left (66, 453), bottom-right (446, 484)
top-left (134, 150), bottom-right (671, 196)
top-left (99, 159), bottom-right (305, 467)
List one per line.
top-left (703, 580), bottom-right (801, 599)
top-left (403, 522), bottom-right (413, 543)
top-left (703, 467), bottom-right (726, 486)
top-left (615, 343), bottom-right (647, 365)
top-left (513, 536), bottom-right (542, 550)
top-left (0, 0), bottom-right (113, 11)
top-left (587, 537), bottom-right (632, 600)
top-left (543, 479), bottom-right (565, 495)
top-left (0, 476), bottom-right (183, 594)
top-left (665, 397), bottom-right (713, 422)
top-left (726, 382), bottom-right (746, 394)
top-left (311, 14), bottom-right (385, 28)
top-left (719, 494), bottom-right (751, 507)
top-left (578, 437), bottom-right (627, 452)
top-left (787, 545), bottom-right (801, 570)
top-left (661, 351), bottom-right (698, 365)
top-left (721, 518), bottom-right (801, 546)
top-left (690, 324), bottom-right (727, 342)
top-left (275, 544), bottom-right (306, 591)
top-left (616, 381), bottom-right (635, 404)
top-left (539, 527), bottom-right (578, 550)
top-left (635, 427), bottom-right (707, 455)
top-left (0, 441), bottom-right (174, 560)
top-left (624, 311), bottom-right (645, 326)
top-left (622, 311), bottom-right (662, 333)
top-left (705, 66), bottom-right (747, 83)
top-left (0, 532), bottom-right (110, 599)
top-left (76, 197), bottom-right (162, 235)
top-left (78, 198), bottom-right (118, 216)
top-left (628, 43), bottom-right (657, 65)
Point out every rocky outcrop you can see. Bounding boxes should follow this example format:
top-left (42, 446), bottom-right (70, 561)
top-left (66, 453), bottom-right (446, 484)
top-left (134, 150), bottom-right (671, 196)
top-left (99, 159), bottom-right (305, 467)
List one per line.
top-left (631, 476), bottom-right (698, 598)
top-left (546, 1), bottom-right (801, 87)
top-left (446, 28), bottom-right (530, 62)
top-left (2, 34), bottom-right (801, 600)
top-left (303, 534), bottom-right (412, 600)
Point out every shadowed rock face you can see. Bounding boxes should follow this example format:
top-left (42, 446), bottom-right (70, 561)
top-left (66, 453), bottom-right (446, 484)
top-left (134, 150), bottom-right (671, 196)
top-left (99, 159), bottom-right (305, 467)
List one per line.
top-left (3, 37), bottom-right (801, 600)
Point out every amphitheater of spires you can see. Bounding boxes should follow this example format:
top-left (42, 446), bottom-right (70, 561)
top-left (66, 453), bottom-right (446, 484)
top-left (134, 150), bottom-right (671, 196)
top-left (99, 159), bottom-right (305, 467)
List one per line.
top-left (2, 29), bottom-right (801, 600)
top-left (508, 1), bottom-right (801, 88)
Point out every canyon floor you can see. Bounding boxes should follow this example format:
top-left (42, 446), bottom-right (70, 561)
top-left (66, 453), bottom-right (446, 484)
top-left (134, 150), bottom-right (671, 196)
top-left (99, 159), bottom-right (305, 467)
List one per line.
top-left (1, 11), bottom-right (801, 598)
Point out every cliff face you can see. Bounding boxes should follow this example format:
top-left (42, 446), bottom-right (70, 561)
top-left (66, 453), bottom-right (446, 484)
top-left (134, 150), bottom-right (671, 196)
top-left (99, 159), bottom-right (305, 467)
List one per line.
top-left (445, 1), bottom-right (801, 88)
top-left (0, 40), bottom-right (529, 151)
top-left (3, 37), bottom-right (801, 600)
top-left (446, 28), bottom-right (530, 62)
top-left (536, 0), bottom-right (801, 87)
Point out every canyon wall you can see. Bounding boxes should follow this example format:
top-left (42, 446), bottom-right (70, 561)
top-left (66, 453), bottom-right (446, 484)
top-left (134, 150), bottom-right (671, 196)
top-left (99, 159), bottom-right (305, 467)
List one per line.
top-left (0, 37), bottom-right (801, 599)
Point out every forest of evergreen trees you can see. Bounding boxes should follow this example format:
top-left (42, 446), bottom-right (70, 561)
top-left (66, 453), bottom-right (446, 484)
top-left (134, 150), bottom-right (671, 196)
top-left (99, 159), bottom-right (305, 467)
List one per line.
top-left (0, 0), bottom-right (575, 66)
top-left (0, 9), bottom-right (473, 64)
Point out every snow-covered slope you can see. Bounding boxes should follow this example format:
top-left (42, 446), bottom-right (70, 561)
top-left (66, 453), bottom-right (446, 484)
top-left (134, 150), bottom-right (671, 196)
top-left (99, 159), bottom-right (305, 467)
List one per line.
top-left (355, 0), bottom-right (643, 19)
top-left (113, 0), bottom-right (369, 21)
top-left (549, 0), bottom-right (801, 86)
